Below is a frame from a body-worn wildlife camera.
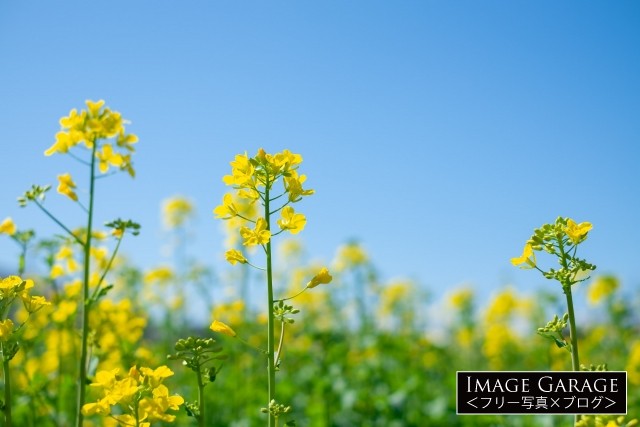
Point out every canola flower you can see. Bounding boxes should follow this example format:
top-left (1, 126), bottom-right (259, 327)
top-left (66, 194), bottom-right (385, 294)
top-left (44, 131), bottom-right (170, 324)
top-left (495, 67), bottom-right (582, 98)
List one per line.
top-left (82, 365), bottom-right (184, 426)
top-left (19, 100), bottom-right (139, 427)
top-left (512, 217), bottom-right (596, 426)
top-left (213, 148), bottom-right (331, 427)
top-left (0, 217), bottom-right (17, 235)
top-left (0, 276), bottom-right (50, 426)
top-left (162, 196), bottom-right (194, 229)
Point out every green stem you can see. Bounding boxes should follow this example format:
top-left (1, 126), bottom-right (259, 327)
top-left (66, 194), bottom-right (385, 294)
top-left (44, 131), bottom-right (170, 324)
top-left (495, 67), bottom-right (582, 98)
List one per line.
top-left (557, 236), bottom-right (581, 426)
top-left (89, 235), bottom-right (123, 302)
top-left (197, 367), bottom-right (205, 427)
top-left (265, 180), bottom-right (276, 427)
top-left (563, 286), bottom-right (580, 371)
top-left (34, 201), bottom-right (84, 246)
top-left (76, 142), bottom-right (97, 427)
top-left (2, 345), bottom-right (12, 427)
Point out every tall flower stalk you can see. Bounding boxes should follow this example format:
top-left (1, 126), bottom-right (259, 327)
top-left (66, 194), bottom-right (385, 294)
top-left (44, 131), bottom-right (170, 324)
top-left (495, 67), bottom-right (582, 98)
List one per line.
top-left (19, 100), bottom-right (138, 427)
top-left (213, 149), bottom-right (331, 426)
top-left (511, 217), bottom-right (595, 426)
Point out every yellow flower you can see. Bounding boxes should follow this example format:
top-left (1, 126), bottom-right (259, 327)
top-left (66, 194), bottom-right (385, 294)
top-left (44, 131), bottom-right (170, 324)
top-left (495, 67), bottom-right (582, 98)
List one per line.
top-left (52, 300), bottom-right (77, 323)
top-left (81, 398), bottom-right (111, 416)
top-left (162, 196), bottom-right (194, 228)
top-left (587, 275), bottom-right (619, 305)
top-left (57, 173), bottom-right (78, 201)
top-left (448, 287), bottom-right (474, 309)
top-left (210, 320), bottom-right (237, 337)
top-left (225, 249), bottom-right (247, 265)
top-left (140, 366), bottom-right (174, 388)
top-left (45, 129), bottom-right (82, 156)
top-left (565, 219), bottom-right (592, 244)
top-left (143, 266), bottom-right (174, 285)
top-left (222, 153), bottom-right (255, 187)
top-left (213, 194), bottom-right (238, 219)
top-left (89, 368), bottom-right (120, 390)
top-left (86, 99), bottom-right (105, 117)
top-left (277, 206), bottom-right (306, 234)
top-left (21, 294), bottom-right (51, 313)
top-left (510, 243), bottom-right (536, 268)
top-left (96, 144), bottom-right (124, 174)
top-left (116, 130), bottom-right (138, 152)
top-left (0, 217), bottom-right (16, 235)
top-left (240, 217), bottom-right (271, 246)
top-left (0, 319), bottom-right (14, 341)
top-left (307, 267), bottom-right (333, 289)
top-left (333, 242), bottom-right (368, 271)
top-left (0, 276), bottom-right (24, 299)
top-left (283, 170), bottom-right (314, 202)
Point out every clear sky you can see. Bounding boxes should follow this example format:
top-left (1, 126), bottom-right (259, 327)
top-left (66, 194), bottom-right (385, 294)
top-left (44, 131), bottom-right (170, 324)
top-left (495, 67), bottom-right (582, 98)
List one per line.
top-left (1, 1), bottom-right (639, 307)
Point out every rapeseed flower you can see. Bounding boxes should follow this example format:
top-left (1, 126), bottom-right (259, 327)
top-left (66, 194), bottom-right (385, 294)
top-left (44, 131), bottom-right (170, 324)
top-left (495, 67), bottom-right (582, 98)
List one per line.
top-left (210, 320), bottom-right (237, 337)
top-left (587, 275), bottom-right (619, 305)
top-left (510, 243), bottom-right (536, 268)
top-left (57, 173), bottom-right (79, 201)
top-left (0, 319), bottom-right (14, 341)
top-left (306, 267), bottom-right (333, 289)
top-left (0, 217), bottom-right (16, 235)
top-left (277, 206), bottom-right (306, 234)
top-left (225, 249), bottom-right (248, 265)
top-left (240, 217), bottom-right (271, 246)
top-left (162, 196), bottom-right (194, 228)
top-left (565, 219), bottom-right (592, 244)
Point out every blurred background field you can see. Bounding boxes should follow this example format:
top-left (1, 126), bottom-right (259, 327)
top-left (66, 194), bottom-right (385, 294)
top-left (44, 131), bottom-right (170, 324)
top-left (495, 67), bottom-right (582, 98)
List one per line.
top-left (1, 1), bottom-right (639, 425)
top-left (2, 210), bottom-right (639, 425)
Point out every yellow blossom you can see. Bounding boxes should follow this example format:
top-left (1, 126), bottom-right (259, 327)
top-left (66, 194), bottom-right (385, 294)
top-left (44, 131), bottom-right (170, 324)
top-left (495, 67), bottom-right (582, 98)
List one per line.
top-left (213, 193), bottom-right (238, 219)
top-left (140, 365), bottom-right (174, 388)
top-left (210, 320), bottom-right (237, 337)
top-left (222, 153), bottom-right (255, 187)
top-left (565, 219), bottom-right (592, 244)
top-left (449, 287), bottom-right (474, 309)
top-left (21, 294), bottom-right (51, 313)
top-left (50, 264), bottom-right (65, 279)
top-left (307, 267), bottom-right (333, 289)
top-left (52, 300), bottom-right (77, 323)
top-left (96, 143), bottom-right (124, 174)
top-left (0, 319), bottom-right (14, 341)
top-left (587, 275), bottom-right (619, 305)
top-left (283, 170), bottom-right (314, 202)
top-left (143, 266), bottom-right (174, 285)
top-left (162, 196), bottom-right (194, 228)
top-left (510, 243), bottom-right (536, 268)
top-left (0, 217), bottom-right (16, 235)
top-left (57, 173), bottom-right (78, 201)
top-left (116, 129), bottom-right (138, 152)
top-left (240, 217), bottom-right (271, 246)
top-left (0, 276), bottom-right (24, 298)
top-left (225, 249), bottom-right (248, 265)
top-left (277, 206), bottom-right (306, 234)
top-left (81, 398), bottom-right (111, 416)
top-left (333, 242), bottom-right (368, 271)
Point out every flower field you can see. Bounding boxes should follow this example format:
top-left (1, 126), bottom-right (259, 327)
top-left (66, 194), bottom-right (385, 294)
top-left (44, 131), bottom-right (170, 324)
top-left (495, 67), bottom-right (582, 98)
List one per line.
top-left (1, 101), bottom-right (638, 427)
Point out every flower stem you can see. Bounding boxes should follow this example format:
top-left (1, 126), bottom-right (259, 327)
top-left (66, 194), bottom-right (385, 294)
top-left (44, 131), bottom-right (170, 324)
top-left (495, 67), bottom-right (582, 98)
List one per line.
top-left (265, 181), bottom-right (276, 427)
top-left (557, 236), bottom-right (581, 426)
top-left (197, 367), bottom-right (206, 427)
top-left (76, 142), bottom-right (97, 427)
top-left (2, 344), bottom-right (13, 427)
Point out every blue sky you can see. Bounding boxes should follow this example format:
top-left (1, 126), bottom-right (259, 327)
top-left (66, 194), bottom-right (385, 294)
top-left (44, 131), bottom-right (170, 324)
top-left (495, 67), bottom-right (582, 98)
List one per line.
top-left (1, 1), bottom-right (639, 308)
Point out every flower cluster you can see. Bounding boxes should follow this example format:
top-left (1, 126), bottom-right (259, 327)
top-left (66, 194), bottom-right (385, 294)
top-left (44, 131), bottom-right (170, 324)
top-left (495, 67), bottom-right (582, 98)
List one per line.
top-left (44, 99), bottom-right (137, 177)
top-left (511, 217), bottom-right (595, 286)
top-left (0, 276), bottom-right (50, 364)
top-left (82, 365), bottom-right (184, 426)
top-left (214, 149), bottom-right (313, 251)
top-left (162, 196), bottom-right (194, 229)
